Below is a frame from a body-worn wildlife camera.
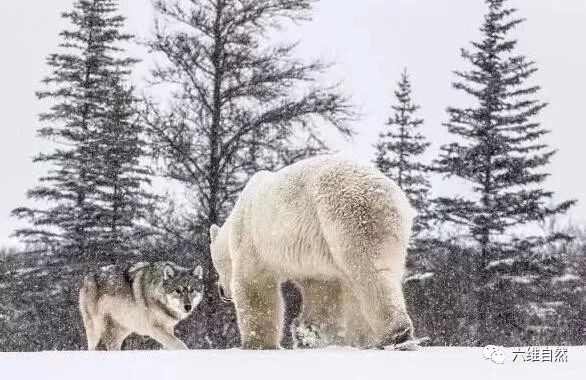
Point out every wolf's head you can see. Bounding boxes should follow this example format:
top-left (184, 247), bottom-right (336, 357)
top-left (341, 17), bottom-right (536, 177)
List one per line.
top-left (157, 262), bottom-right (204, 318)
top-left (209, 224), bottom-right (232, 301)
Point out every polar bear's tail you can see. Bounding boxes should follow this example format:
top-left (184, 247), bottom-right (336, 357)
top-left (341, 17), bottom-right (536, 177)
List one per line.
top-left (314, 164), bottom-right (415, 242)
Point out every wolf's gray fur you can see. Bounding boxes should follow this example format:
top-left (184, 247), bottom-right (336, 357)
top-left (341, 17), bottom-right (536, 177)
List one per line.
top-left (79, 261), bottom-right (203, 350)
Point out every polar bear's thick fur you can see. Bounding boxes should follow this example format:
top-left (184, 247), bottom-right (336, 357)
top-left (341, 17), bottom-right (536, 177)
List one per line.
top-left (210, 155), bottom-right (415, 349)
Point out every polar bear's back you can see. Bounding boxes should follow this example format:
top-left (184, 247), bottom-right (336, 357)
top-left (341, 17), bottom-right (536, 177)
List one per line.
top-left (303, 156), bottom-right (414, 241)
top-left (235, 155), bottom-right (414, 277)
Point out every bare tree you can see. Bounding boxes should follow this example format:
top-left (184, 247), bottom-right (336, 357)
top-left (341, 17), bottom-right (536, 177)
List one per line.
top-left (143, 0), bottom-right (353, 347)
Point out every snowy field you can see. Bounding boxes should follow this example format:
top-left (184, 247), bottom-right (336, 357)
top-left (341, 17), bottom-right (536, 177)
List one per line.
top-left (1, 347), bottom-right (584, 380)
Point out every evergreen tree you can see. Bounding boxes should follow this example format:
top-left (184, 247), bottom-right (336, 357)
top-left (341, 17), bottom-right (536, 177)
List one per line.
top-left (434, 0), bottom-right (576, 343)
top-left (375, 69), bottom-right (432, 239)
top-left (12, 0), bottom-right (152, 259)
top-left (90, 69), bottom-right (155, 257)
top-left (143, 0), bottom-right (352, 347)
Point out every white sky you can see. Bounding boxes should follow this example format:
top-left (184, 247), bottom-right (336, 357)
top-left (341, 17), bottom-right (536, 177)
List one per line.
top-left (0, 0), bottom-right (584, 246)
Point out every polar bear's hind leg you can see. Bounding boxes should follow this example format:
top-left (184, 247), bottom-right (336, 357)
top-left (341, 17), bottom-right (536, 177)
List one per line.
top-left (294, 279), bottom-right (345, 347)
top-left (341, 287), bottom-right (376, 347)
top-left (339, 240), bottom-right (414, 348)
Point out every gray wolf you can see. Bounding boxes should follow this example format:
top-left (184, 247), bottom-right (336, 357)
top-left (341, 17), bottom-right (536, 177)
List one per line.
top-left (79, 261), bottom-right (203, 350)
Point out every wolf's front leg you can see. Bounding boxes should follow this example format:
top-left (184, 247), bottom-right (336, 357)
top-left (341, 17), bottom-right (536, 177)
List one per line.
top-left (102, 319), bottom-right (130, 351)
top-left (233, 274), bottom-right (283, 349)
top-left (150, 327), bottom-right (188, 350)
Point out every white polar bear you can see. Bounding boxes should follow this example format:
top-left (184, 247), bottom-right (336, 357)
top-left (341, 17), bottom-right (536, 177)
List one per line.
top-left (210, 155), bottom-right (415, 349)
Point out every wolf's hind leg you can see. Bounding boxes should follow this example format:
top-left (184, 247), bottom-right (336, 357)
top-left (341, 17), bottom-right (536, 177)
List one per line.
top-left (85, 317), bottom-right (104, 350)
top-left (79, 288), bottom-right (103, 350)
top-left (79, 310), bottom-right (104, 350)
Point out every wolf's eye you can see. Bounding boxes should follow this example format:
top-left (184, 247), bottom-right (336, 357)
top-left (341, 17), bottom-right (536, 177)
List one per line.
top-left (174, 289), bottom-right (182, 294)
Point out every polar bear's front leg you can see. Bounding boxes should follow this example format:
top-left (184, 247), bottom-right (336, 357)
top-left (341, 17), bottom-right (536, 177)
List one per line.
top-left (233, 274), bottom-right (283, 349)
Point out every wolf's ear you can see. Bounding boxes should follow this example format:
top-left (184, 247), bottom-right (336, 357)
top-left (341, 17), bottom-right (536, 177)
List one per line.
top-left (192, 265), bottom-right (203, 278)
top-left (210, 224), bottom-right (220, 242)
top-left (163, 264), bottom-right (175, 280)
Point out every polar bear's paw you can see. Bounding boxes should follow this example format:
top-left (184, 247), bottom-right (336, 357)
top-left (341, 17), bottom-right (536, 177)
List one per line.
top-left (292, 321), bottom-right (321, 348)
top-left (383, 336), bottom-right (429, 351)
top-left (390, 325), bottom-right (413, 345)
top-left (378, 318), bottom-right (415, 348)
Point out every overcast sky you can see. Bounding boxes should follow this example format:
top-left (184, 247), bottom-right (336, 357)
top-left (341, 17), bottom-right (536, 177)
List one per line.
top-left (0, 0), bottom-right (584, 246)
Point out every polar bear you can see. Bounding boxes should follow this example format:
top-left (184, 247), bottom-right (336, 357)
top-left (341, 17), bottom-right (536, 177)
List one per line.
top-left (210, 155), bottom-right (415, 349)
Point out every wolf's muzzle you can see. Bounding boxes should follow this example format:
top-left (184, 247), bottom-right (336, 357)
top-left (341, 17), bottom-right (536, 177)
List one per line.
top-left (184, 304), bottom-right (192, 312)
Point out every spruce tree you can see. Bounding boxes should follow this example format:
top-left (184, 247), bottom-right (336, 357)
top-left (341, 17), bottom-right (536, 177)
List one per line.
top-left (12, 0), bottom-right (152, 259)
top-left (435, 0), bottom-right (575, 342)
top-left (90, 69), bottom-right (155, 257)
top-left (143, 0), bottom-right (352, 347)
top-left (375, 69), bottom-right (432, 240)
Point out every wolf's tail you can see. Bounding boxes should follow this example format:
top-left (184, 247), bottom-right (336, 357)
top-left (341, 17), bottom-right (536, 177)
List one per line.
top-left (79, 274), bottom-right (101, 350)
top-left (79, 274), bottom-right (98, 310)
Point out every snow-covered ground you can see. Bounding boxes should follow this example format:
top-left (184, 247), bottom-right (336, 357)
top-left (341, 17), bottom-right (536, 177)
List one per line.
top-left (1, 347), bottom-right (584, 380)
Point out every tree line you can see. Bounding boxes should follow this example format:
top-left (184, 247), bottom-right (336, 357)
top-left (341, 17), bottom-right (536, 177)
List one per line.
top-left (9, 0), bottom-right (581, 348)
